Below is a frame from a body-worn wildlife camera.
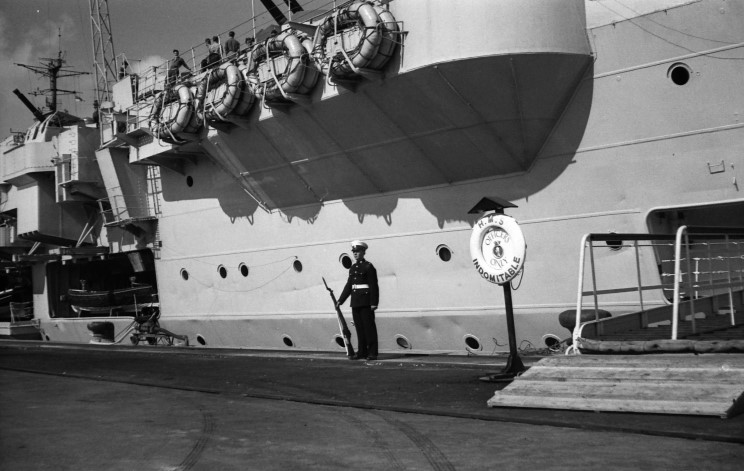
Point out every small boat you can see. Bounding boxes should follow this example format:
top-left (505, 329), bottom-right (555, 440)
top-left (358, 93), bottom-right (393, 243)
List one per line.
top-left (67, 284), bottom-right (156, 315)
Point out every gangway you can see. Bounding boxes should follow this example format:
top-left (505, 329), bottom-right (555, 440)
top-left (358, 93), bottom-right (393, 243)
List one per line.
top-left (487, 227), bottom-right (744, 417)
top-left (572, 226), bottom-right (744, 353)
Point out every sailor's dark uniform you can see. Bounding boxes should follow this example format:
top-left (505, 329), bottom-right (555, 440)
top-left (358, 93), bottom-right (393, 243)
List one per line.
top-left (338, 259), bottom-right (379, 359)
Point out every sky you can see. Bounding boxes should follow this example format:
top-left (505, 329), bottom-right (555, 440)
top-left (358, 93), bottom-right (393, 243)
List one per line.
top-left (0, 0), bottom-right (320, 138)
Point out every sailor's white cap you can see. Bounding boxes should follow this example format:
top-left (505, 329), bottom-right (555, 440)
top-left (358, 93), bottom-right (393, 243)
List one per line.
top-left (351, 240), bottom-right (368, 250)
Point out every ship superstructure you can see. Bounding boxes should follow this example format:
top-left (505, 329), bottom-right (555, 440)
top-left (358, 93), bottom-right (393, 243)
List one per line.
top-left (2, 0), bottom-right (742, 352)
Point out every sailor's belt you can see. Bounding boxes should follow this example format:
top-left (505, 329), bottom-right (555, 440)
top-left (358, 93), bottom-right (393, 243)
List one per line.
top-left (352, 284), bottom-right (370, 290)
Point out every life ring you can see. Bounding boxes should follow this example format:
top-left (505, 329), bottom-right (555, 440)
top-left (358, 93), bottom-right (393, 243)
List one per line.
top-left (469, 214), bottom-right (526, 285)
top-left (368, 5), bottom-right (398, 70)
top-left (315, 1), bottom-right (387, 78)
top-left (234, 64), bottom-right (258, 115)
top-left (195, 62), bottom-right (242, 122)
top-left (297, 35), bottom-right (320, 94)
top-left (148, 84), bottom-right (199, 139)
top-left (262, 31), bottom-right (309, 100)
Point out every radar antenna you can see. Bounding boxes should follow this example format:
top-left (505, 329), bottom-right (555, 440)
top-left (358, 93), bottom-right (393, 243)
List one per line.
top-left (14, 29), bottom-right (89, 117)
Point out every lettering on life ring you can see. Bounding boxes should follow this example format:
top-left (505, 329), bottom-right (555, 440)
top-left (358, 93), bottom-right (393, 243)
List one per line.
top-left (469, 214), bottom-right (526, 285)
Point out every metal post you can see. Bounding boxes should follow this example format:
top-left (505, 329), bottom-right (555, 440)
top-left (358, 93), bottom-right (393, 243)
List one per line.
top-left (573, 234), bottom-right (590, 350)
top-left (479, 282), bottom-right (525, 382)
top-left (726, 235), bottom-right (735, 326)
top-left (685, 232), bottom-right (696, 334)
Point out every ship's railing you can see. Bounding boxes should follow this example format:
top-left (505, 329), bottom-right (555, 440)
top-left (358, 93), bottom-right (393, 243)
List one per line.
top-left (113, 0), bottom-right (393, 136)
top-left (98, 192), bottom-right (156, 226)
top-left (669, 226), bottom-right (744, 339)
top-left (572, 227), bottom-right (744, 347)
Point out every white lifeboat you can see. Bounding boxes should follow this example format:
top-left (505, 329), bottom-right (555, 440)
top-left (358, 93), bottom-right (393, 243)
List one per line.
top-left (315, 1), bottom-right (398, 79)
top-left (195, 62), bottom-right (243, 122)
top-left (148, 84), bottom-right (199, 141)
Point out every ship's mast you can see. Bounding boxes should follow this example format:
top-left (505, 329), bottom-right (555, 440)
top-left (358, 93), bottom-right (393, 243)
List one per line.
top-left (14, 29), bottom-right (88, 117)
top-left (89, 0), bottom-right (117, 107)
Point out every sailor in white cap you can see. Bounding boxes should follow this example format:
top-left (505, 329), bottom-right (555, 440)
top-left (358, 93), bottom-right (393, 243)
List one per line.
top-left (336, 240), bottom-right (379, 360)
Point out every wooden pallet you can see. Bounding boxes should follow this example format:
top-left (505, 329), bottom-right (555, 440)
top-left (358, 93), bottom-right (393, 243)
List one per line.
top-left (487, 354), bottom-right (744, 418)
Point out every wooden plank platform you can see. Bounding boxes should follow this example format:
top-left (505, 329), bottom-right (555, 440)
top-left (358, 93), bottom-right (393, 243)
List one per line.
top-left (487, 354), bottom-right (744, 418)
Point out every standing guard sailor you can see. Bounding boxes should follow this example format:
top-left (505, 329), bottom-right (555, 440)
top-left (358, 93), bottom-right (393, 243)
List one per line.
top-left (336, 240), bottom-right (379, 360)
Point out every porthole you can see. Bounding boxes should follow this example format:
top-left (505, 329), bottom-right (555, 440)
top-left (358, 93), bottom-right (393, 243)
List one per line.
top-left (395, 335), bottom-right (412, 350)
top-left (334, 335), bottom-right (346, 348)
top-left (239, 263), bottom-right (249, 277)
top-left (293, 260), bottom-right (303, 272)
top-left (542, 333), bottom-right (562, 352)
top-left (186, 176), bottom-right (194, 187)
top-left (282, 335), bottom-right (295, 347)
top-left (436, 244), bottom-right (452, 262)
top-left (464, 334), bottom-right (481, 351)
top-left (196, 334), bottom-right (206, 346)
top-left (668, 63), bottom-right (691, 86)
top-left (340, 254), bottom-right (352, 269)
top-left (180, 268), bottom-right (189, 280)
top-left (218, 265), bottom-right (227, 278)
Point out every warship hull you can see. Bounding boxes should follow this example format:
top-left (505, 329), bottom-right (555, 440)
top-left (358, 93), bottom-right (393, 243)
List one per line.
top-left (2, 0), bottom-right (742, 353)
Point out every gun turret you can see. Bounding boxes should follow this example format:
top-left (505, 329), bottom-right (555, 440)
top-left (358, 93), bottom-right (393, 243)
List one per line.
top-left (13, 89), bottom-right (44, 122)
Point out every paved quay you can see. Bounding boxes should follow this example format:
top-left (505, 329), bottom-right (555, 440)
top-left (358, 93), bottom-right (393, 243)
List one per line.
top-left (1, 340), bottom-right (743, 470)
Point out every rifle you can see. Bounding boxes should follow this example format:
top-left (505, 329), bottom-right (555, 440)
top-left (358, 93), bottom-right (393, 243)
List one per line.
top-left (322, 277), bottom-right (355, 358)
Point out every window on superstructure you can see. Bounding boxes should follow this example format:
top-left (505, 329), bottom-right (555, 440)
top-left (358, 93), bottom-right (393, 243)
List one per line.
top-left (218, 265), bottom-right (227, 278)
top-left (239, 263), bottom-right (249, 277)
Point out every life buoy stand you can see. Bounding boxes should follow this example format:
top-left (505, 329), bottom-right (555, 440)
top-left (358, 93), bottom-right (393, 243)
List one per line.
top-left (469, 214), bottom-right (526, 285)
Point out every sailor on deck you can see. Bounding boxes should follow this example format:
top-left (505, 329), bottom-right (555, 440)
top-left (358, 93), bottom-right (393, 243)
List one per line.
top-left (167, 50), bottom-right (190, 88)
top-left (337, 240), bottom-right (379, 360)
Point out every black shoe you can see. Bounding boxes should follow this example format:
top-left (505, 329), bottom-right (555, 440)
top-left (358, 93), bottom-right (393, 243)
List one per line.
top-left (350, 354), bottom-right (362, 360)
top-left (366, 356), bottom-right (377, 361)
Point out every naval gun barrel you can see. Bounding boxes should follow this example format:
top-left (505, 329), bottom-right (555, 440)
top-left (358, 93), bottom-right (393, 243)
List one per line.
top-left (13, 89), bottom-right (44, 122)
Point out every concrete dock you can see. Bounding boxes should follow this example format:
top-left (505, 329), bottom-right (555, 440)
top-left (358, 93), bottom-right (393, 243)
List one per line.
top-left (1, 341), bottom-right (743, 470)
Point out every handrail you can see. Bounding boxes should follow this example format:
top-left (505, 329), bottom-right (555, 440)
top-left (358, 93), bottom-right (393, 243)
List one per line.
top-left (97, 193), bottom-right (157, 224)
top-left (572, 227), bottom-right (744, 352)
top-left (671, 226), bottom-right (686, 339)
